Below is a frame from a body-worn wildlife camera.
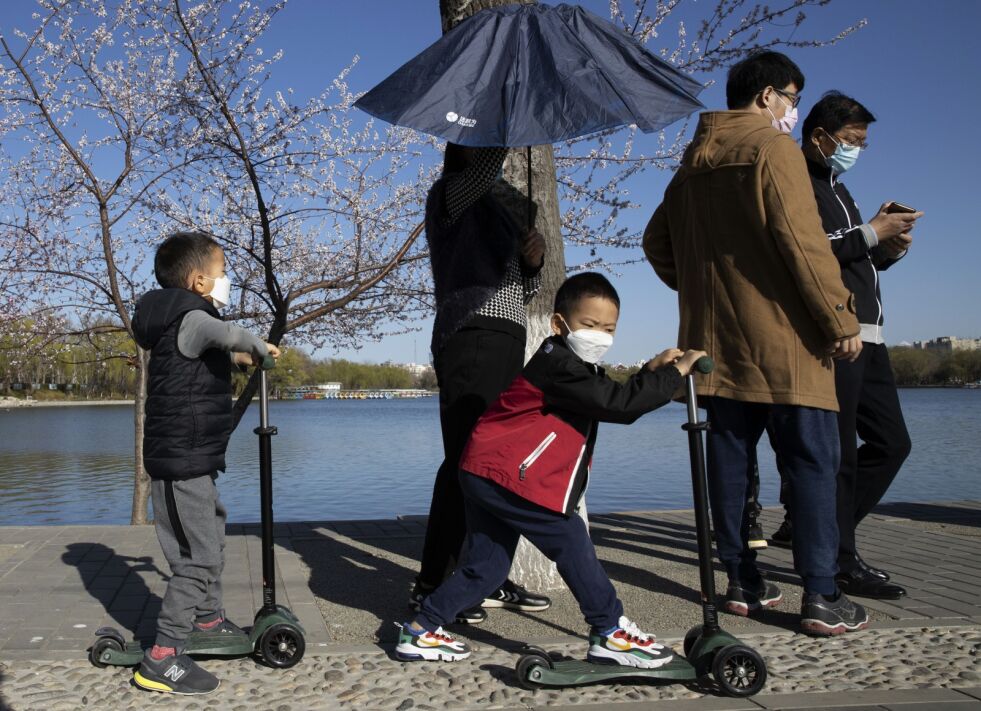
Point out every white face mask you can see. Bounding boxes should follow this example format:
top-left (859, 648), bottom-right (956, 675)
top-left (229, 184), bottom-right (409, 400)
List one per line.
top-left (767, 93), bottom-right (798, 134)
top-left (559, 316), bottom-right (614, 364)
top-left (204, 274), bottom-right (231, 309)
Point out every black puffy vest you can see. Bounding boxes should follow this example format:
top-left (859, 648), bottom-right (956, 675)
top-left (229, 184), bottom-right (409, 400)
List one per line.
top-left (132, 289), bottom-right (233, 480)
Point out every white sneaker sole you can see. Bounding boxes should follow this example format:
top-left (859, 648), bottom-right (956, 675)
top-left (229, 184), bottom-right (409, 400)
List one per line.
top-left (800, 616), bottom-right (870, 636)
top-left (395, 645), bottom-right (471, 662)
top-left (481, 599), bottom-right (551, 611)
top-left (725, 591), bottom-right (783, 616)
top-left (587, 646), bottom-right (673, 669)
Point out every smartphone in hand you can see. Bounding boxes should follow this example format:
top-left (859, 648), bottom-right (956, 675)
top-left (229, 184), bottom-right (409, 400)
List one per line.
top-left (885, 201), bottom-right (917, 214)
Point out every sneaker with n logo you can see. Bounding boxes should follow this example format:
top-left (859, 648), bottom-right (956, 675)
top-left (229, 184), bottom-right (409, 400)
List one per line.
top-left (587, 616), bottom-right (673, 669)
top-left (482, 579), bottom-right (551, 612)
top-left (133, 650), bottom-right (219, 695)
top-left (394, 622), bottom-right (471, 662)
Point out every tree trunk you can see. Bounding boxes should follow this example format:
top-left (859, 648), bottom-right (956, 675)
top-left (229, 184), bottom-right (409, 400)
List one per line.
top-left (130, 347), bottom-right (152, 525)
top-left (439, 0), bottom-right (571, 592)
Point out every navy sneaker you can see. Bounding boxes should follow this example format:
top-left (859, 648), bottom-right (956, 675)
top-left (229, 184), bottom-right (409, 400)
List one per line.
top-left (409, 582), bottom-right (487, 624)
top-left (134, 650), bottom-right (219, 695)
top-left (800, 591), bottom-right (870, 636)
top-left (724, 580), bottom-right (782, 617)
top-left (482, 580), bottom-right (551, 611)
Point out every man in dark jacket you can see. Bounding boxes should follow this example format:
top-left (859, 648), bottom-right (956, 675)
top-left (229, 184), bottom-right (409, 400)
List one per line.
top-left (800, 92), bottom-right (922, 599)
top-left (395, 273), bottom-right (706, 665)
top-left (130, 231), bottom-right (278, 695)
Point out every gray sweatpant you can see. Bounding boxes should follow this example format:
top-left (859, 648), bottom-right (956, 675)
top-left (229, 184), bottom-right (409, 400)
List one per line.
top-left (151, 473), bottom-right (227, 649)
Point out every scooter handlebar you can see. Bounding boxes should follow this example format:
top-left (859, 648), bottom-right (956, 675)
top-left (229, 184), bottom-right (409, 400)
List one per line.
top-left (694, 356), bottom-right (714, 374)
top-left (260, 354), bottom-right (276, 371)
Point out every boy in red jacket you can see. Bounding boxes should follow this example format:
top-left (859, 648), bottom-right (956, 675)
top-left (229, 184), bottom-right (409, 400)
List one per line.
top-left (396, 272), bottom-right (705, 666)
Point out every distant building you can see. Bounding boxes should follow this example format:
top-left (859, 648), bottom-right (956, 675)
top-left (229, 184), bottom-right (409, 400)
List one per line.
top-left (912, 336), bottom-right (981, 352)
top-left (399, 362), bottom-right (433, 377)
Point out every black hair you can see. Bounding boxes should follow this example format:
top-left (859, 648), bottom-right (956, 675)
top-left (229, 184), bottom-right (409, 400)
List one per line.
top-left (443, 142), bottom-right (469, 175)
top-left (726, 51), bottom-right (805, 110)
top-left (153, 231), bottom-right (221, 289)
top-left (801, 91), bottom-right (876, 143)
top-left (553, 272), bottom-right (620, 319)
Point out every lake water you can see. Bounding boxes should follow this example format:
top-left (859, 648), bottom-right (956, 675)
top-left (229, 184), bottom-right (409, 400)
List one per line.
top-left (0, 389), bottom-right (978, 525)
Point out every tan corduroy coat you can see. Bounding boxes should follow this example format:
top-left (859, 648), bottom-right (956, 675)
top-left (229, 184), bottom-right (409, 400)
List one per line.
top-left (644, 111), bottom-right (859, 412)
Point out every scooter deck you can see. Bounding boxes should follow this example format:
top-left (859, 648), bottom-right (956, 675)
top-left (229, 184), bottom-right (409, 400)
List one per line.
top-left (93, 634), bottom-right (255, 667)
top-left (527, 657), bottom-right (698, 687)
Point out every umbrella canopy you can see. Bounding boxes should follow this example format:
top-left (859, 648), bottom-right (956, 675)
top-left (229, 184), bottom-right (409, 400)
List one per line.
top-left (353, 2), bottom-right (704, 147)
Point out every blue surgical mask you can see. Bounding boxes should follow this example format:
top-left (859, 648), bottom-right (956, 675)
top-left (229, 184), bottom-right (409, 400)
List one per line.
top-left (823, 135), bottom-right (861, 175)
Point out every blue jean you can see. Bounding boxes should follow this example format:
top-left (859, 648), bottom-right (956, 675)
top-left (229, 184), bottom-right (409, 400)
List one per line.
top-left (416, 472), bottom-right (623, 632)
top-left (704, 397), bottom-right (840, 595)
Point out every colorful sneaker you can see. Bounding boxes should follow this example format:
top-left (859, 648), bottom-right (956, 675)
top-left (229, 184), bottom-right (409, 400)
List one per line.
top-left (133, 650), bottom-right (220, 695)
top-left (482, 580), bottom-right (551, 611)
top-left (394, 623), bottom-right (472, 662)
top-left (587, 616), bottom-right (673, 669)
top-left (724, 580), bottom-right (782, 617)
top-left (800, 591), bottom-right (870, 636)
top-left (409, 582), bottom-right (486, 624)
top-left (770, 518), bottom-right (793, 548)
top-left (747, 522), bottom-right (768, 550)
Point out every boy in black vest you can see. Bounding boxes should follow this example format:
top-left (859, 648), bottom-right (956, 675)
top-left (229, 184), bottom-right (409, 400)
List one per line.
top-left (131, 231), bottom-right (279, 695)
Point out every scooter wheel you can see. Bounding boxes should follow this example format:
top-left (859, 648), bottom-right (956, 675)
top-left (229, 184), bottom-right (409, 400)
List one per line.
top-left (712, 644), bottom-right (767, 697)
top-left (515, 651), bottom-right (552, 690)
top-left (89, 636), bottom-right (123, 668)
top-left (683, 624), bottom-right (703, 658)
top-left (260, 623), bottom-right (305, 669)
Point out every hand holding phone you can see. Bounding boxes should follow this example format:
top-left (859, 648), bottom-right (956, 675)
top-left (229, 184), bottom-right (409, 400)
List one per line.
top-left (885, 201), bottom-right (917, 214)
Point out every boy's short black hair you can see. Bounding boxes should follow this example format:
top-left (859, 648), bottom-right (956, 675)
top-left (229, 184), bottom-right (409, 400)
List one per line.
top-left (726, 51), bottom-right (805, 110)
top-left (801, 91), bottom-right (876, 143)
top-left (553, 272), bottom-right (620, 319)
top-left (153, 231), bottom-right (221, 289)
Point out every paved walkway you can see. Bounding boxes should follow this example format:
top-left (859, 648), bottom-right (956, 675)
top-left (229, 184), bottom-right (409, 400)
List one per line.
top-left (0, 500), bottom-right (979, 710)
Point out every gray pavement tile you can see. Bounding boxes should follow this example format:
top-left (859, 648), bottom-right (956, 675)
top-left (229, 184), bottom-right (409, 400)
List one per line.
top-left (536, 698), bottom-right (762, 711)
top-left (753, 688), bottom-right (971, 709)
top-left (881, 704), bottom-right (981, 710)
top-left (955, 689), bottom-right (981, 702)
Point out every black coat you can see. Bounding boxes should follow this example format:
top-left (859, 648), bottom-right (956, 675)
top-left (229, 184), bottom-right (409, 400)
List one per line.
top-left (806, 158), bottom-right (904, 330)
top-left (132, 289), bottom-right (233, 480)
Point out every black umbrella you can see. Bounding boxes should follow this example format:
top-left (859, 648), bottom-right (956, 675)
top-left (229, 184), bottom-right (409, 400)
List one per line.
top-left (354, 2), bottom-right (705, 225)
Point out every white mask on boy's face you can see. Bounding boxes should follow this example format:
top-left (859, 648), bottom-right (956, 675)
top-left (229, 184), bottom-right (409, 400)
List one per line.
top-left (204, 274), bottom-right (231, 309)
top-left (559, 316), bottom-right (614, 364)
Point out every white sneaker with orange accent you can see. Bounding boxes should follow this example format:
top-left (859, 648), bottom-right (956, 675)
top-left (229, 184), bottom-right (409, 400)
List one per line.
top-left (394, 623), bottom-right (472, 662)
top-left (587, 616), bottom-right (673, 669)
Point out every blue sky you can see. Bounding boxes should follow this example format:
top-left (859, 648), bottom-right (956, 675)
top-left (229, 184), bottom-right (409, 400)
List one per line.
top-left (264, 0), bottom-right (978, 364)
top-left (8, 0), bottom-right (979, 364)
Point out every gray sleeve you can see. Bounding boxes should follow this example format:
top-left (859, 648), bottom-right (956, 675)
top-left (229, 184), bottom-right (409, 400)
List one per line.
top-left (177, 310), bottom-right (268, 360)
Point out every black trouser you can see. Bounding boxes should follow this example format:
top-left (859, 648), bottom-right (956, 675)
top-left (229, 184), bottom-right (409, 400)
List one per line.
top-left (835, 343), bottom-right (911, 571)
top-left (418, 327), bottom-right (525, 588)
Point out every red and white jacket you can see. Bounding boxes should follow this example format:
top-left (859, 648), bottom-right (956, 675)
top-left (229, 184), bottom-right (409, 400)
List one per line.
top-left (460, 336), bottom-right (683, 516)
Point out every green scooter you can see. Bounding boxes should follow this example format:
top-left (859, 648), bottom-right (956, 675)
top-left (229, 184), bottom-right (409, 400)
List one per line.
top-left (514, 357), bottom-right (767, 697)
top-left (89, 357), bottom-right (306, 670)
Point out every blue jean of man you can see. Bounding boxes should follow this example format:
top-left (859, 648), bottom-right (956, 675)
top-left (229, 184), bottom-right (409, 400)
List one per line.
top-left (704, 397), bottom-right (840, 596)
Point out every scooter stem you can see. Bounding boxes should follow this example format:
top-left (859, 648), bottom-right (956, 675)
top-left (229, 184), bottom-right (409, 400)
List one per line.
top-left (257, 368), bottom-right (278, 612)
top-left (684, 367), bottom-right (720, 634)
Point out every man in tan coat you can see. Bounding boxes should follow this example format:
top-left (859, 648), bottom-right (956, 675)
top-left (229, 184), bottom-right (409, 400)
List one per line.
top-left (644, 51), bottom-right (868, 636)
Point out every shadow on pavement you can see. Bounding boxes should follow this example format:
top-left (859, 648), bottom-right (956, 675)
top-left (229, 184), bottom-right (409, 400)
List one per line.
top-left (873, 501), bottom-right (981, 528)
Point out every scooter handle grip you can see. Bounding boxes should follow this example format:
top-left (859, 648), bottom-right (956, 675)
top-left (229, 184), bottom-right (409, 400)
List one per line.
top-left (260, 354), bottom-right (276, 371)
top-left (694, 356), bottom-right (714, 374)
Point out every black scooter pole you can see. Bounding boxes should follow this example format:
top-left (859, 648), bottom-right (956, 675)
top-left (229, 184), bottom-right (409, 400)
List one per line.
top-left (256, 357), bottom-right (278, 613)
top-left (683, 356), bottom-right (719, 634)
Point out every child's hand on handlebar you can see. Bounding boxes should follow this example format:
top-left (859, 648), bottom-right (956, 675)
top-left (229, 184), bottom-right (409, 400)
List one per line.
top-left (671, 349), bottom-right (709, 377)
top-left (252, 343), bottom-right (281, 366)
top-left (647, 348), bottom-right (684, 371)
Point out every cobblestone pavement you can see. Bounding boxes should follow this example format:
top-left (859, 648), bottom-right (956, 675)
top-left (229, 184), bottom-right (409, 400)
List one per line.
top-left (1, 500), bottom-right (980, 710)
top-left (1, 625), bottom-right (979, 710)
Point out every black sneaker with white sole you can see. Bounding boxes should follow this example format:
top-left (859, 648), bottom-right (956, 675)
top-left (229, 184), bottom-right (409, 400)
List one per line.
top-left (133, 650), bottom-right (219, 695)
top-left (800, 591), bottom-right (869, 636)
top-left (723, 580), bottom-right (782, 616)
top-left (409, 582), bottom-right (487, 625)
top-left (746, 522), bottom-right (768, 550)
top-left (482, 580), bottom-right (551, 611)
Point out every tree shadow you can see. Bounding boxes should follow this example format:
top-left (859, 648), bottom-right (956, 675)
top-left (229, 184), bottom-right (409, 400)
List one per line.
top-left (62, 542), bottom-right (166, 641)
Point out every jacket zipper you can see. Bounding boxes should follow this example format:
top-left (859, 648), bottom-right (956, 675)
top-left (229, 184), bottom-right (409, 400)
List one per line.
top-left (519, 432), bottom-right (557, 480)
top-left (832, 173), bottom-right (883, 333)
